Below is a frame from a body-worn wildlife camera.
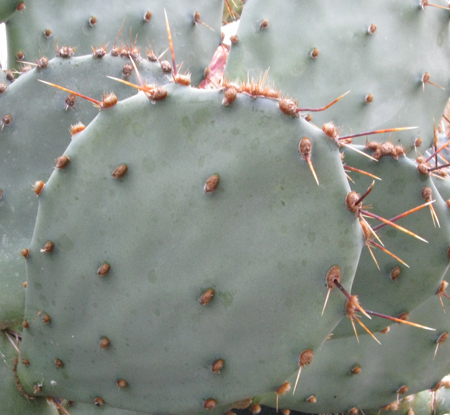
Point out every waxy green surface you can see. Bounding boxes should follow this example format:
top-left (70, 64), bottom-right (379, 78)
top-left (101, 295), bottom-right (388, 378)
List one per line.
top-left (226, 0), bottom-right (450, 151)
top-left (18, 85), bottom-right (361, 413)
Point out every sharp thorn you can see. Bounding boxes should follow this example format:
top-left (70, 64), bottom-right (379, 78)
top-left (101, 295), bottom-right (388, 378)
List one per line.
top-left (292, 367), bottom-right (302, 395)
top-left (354, 181), bottom-right (376, 207)
top-left (369, 240), bottom-right (410, 268)
top-left (307, 158), bottom-right (320, 185)
top-left (353, 315), bottom-right (381, 345)
top-left (365, 310), bottom-right (435, 331)
top-left (361, 209), bottom-right (428, 243)
top-left (343, 164), bottom-right (382, 180)
top-left (322, 289), bottom-right (331, 316)
top-left (297, 90), bottom-right (350, 112)
top-left (338, 127), bottom-right (418, 141)
top-left (38, 80), bottom-right (101, 106)
top-left (164, 8), bottom-right (177, 76)
top-left (372, 201), bottom-right (436, 232)
top-left (339, 143), bottom-right (378, 161)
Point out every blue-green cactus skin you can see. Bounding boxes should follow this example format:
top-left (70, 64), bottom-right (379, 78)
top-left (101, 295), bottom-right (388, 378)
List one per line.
top-left (18, 85), bottom-right (361, 413)
top-left (225, 0), bottom-right (450, 151)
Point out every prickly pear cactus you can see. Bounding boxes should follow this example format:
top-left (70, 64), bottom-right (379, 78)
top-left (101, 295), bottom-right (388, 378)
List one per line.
top-left (17, 85), bottom-right (361, 414)
top-left (0, 53), bottom-right (167, 330)
top-left (2, 0), bottom-right (450, 414)
top-left (1, 0), bottom-right (223, 85)
top-left (225, 0), bottom-right (450, 151)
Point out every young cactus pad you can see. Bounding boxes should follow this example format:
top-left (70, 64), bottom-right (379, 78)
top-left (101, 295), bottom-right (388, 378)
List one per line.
top-left (0, 331), bottom-right (58, 415)
top-left (0, 54), bottom-right (167, 330)
top-left (3, 0), bottom-right (223, 85)
top-left (257, 294), bottom-right (450, 413)
top-left (225, 0), bottom-right (450, 151)
top-left (17, 84), bottom-right (361, 413)
top-left (332, 145), bottom-right (450, 337)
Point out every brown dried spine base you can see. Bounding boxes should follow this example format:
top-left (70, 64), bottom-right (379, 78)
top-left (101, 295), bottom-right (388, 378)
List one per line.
top-left (204, 398), bottom-right (218, 410)
top-left (92, 45), bottom-right (108, 58)
top-left (122, 64), bottom-right (133, 77)
top-left (200, 288), bottom-right (215, 305)
top-left (223, 87), bottom-right (238, 106)
top-left (279, 98), bottom-right (298, 117)
top-left (117, 379), bottom-right (128, 388)
top-left (366, 141), bottom-right (404, 160)
top-left (346, 191), bottom-right (362, 214)
top-left (2, 114), bottom-right (12, 129)
top-left (146, 87), bottom-right (168, 102)
top-left (40, 241), bottom-right (54, 253)
top-left (160, 60), bottom-right (172, 73)
top-left (64, 94), bottom-right (76, 110)
top-left (306, 395), bottom-right (317, 403)
top-left (55, 155), bottom-right (70, 169)
top-left (204, 175), bottom-right (220, 193)
top-left (310, 48), bottom-right (319, 58)
top-left (100, 92), bottom-right (118, 109)
top-left (144, 11), bottom-right (152, 22)
top-left (322, 265), bottom-right (341, 315)
top-left (322, 122), bottom-right (339, 140)
top-left (56, 45), bottom-right (77, 58)
top-left (350, 365), bottom-right (362, 375)
top-left (251, 403), bottom-right (262, 414)
top-left (97, 262), bottom-right (111, 276)
top-left (230, 35), bottom-right (239, 44)
top-left (100, 337), bottom-right (111, 349)
top-left (211, 359), bottom-right (224, 373)
top-left (173, 73), bottom-right (191, 86)
top-left (70, 122), bottom-right (86, 136)
top-left (260, 19), bottom-right (269, 29)
top-left (293, 349), bottom-right (314, 393)
top-left (94, 397), bottom-right (105, 406)
top-left (147, 48), bottom-right (157, 62)
top-left (390, 266), bottom-right (401, 281)
top-left (112, 164), bottom-right (128, 178)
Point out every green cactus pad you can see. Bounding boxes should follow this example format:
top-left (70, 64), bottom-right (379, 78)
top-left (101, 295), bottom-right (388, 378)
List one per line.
top-left (0, 330), bottom-right (58, 415)
top-left (0, 0), bottom-right (21, 23)
top-left (18, 85), bottom-right (361, 413)
top-left (225, 0), bottom-right (450, 151)
top-left (363, 380), bottom-right (450, 415)
top-left (258, 295), bottom-right (450, 413)
top-left (4, 0), bottom-right (223, 85)
top-left (0, 54), bottom-right (166, 329)
top-left (332, 145), bottom-right (450, 337)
